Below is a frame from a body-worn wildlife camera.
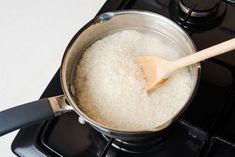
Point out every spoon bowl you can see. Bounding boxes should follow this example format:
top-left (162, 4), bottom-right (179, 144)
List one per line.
top-left (136, 56), bottom-right (170, 91)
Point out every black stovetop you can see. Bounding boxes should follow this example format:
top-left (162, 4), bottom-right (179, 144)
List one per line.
top-left (12, 0), bottom-right (235, 157)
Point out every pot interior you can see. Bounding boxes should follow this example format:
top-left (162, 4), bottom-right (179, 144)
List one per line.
top-left (61, 10), bottom-right (199, 133)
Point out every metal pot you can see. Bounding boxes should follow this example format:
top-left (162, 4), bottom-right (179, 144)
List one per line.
top-left (0, 10), bottom-right (200, 141)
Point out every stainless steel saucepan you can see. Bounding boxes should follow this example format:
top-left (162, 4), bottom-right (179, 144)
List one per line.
top-left (0, 10), bottom-right (200, 141)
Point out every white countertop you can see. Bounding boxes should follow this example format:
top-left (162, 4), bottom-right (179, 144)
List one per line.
top-left (0, 0), bottom-right (106, 156)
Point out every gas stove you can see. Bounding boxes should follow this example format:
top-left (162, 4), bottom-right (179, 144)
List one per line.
top-left (12, 0), bottom-right (235, 157)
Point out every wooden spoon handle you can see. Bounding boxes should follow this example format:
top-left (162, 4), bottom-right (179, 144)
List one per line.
top-left (171, 38), bottom-right (235, 69)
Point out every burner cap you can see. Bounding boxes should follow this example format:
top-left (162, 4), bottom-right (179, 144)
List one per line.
top-left (179, 0), bottom-right (220, 17)
top-left (169, 0), bottom-right (227, 31)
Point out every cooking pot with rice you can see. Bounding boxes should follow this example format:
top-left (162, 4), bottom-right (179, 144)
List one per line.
top-left (0, 10), bottom-right (200, 141)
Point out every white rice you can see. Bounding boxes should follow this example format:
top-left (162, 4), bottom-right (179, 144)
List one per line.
top-left (74, 29), bottom-right (193, 131)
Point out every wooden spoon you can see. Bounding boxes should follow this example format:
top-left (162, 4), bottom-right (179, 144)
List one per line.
top-left (136, 38), bottom-right (235, 92)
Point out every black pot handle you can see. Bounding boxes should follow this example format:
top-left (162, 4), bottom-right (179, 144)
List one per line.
top-left (0, 95), bottom-right (73, 136)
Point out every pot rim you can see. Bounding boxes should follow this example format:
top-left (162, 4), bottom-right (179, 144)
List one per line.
top-left (60, 10), bottom-right (201, 134)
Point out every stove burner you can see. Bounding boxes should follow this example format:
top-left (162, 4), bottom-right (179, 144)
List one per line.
top-left (169, 0), bottom-right (227, 31)
top-left (179, 0), bottom-right (220, 18)
top-left (102, 133), bottom-right (167, 153)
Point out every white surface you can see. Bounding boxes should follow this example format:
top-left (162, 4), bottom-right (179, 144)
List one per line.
top-left (0, 0), bottom-right (106, 156)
